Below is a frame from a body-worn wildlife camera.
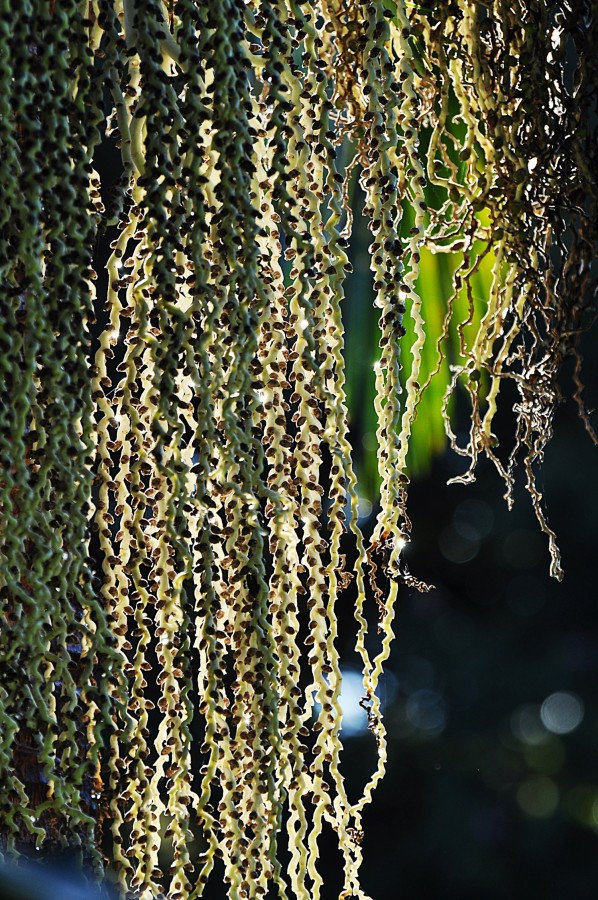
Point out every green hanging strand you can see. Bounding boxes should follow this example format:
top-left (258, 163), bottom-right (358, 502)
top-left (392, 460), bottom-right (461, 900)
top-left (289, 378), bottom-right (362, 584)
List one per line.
top-left (0, 2), bottom-right (596, 898)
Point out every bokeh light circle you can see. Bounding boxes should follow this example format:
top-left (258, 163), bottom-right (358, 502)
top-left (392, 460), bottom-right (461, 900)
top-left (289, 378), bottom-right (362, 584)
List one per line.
top-left (540, 692), bottom-right (584, 735)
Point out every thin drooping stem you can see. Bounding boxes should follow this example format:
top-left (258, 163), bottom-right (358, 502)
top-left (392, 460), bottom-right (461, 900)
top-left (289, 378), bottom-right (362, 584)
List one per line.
top-left (0, 2), bottom-right (596, 898)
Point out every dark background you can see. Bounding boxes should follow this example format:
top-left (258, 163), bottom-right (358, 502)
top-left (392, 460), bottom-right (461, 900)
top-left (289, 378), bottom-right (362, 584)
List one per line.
top-left (341, 329), bottom-right (598, 900)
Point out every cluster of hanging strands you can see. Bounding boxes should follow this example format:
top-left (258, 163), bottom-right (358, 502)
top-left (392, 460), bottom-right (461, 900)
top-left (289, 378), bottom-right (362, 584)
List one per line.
top-left (0, 0), bottom-right (596, 897)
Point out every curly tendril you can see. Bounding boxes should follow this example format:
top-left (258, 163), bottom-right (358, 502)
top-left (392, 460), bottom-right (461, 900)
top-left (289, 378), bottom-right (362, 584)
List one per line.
top-left (0, 1), bottom-right (596, 897)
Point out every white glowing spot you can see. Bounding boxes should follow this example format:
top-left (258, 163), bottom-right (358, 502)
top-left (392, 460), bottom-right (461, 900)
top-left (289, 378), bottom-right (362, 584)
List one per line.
top-left (257, 388), bottom-right (273, 407)
top-left (395, 535), bottom-right (407, 552)
top-left (540, 692), bottom-right (584, 735)
top-left (109, 328), bottom-right (120, 342)
top-left (313, 669), bottom-right (397, 738)
top-left (299, 317), bottom-right (309, 332)
top-left (551, 26), bottom-right (562, 50)
top-left (338, 670), bottom-right (368, 736)
top-left (357, 496), bottom-right (372, 520)
top-left (528, 157), bottom-right (538, 172)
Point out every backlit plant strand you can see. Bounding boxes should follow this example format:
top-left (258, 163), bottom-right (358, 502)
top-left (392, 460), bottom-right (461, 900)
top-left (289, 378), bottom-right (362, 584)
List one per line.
top-left (0, 1), bottom-right (596, 898)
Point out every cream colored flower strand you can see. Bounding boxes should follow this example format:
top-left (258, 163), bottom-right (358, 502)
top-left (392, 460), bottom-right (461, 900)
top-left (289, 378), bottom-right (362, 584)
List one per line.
top-left (1, 1), bottom-right (596, 899)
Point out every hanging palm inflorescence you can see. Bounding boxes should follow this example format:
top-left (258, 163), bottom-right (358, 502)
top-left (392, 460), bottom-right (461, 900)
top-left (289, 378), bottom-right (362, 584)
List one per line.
top-left (0, 0), bottom-right (596, 898)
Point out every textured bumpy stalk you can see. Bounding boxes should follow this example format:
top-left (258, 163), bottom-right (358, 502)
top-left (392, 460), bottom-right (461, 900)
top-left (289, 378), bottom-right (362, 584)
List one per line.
top-left (0, 0), bottom-right (129, 865)
top-left (0, 1), bottom-right (596, 898)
